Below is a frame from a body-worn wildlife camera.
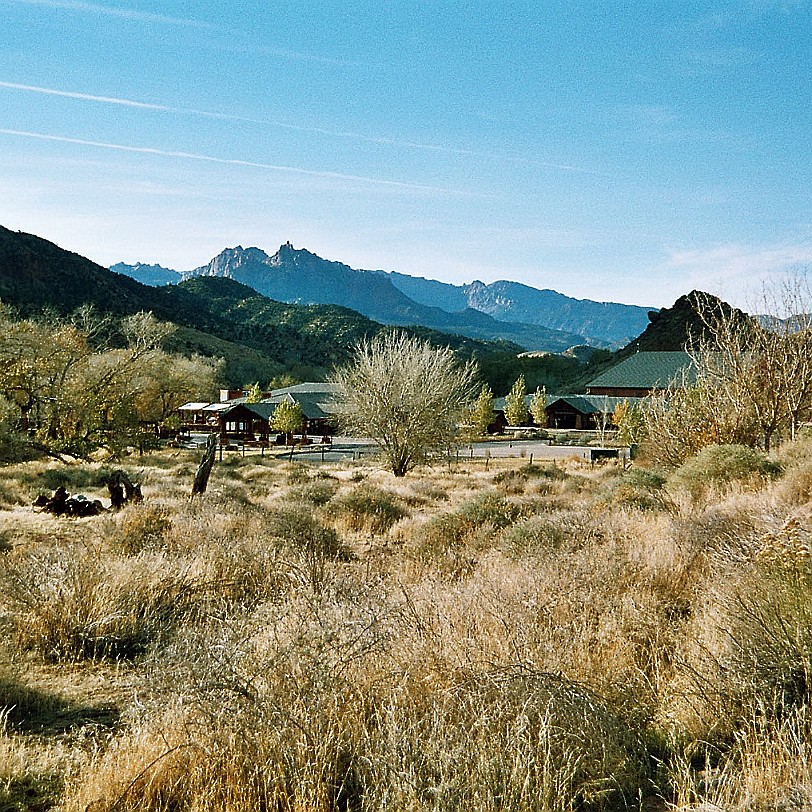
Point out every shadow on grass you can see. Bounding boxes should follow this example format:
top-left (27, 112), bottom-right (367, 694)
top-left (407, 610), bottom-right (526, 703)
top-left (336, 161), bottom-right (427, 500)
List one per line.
top-left (0, 772), bottom-right (62, 812)
top-left (0, 676), bottom-right (121, 736)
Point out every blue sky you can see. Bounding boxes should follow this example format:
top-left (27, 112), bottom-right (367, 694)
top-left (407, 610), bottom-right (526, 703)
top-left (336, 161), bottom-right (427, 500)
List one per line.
top-left (0, 0), bottom-right (810, 307)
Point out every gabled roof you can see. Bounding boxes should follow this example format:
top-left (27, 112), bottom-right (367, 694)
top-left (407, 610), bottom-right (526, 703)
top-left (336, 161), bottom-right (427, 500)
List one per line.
top-left (203, 402), bottom-right (278, 420)
top-left (547, 395), bottom-right (642, 415)
top-left (241, 402), bottom-right (277, 420)
top-left (201, 402), bottom-right (235, 413)
top-left (178, 402), bottom-right (212, 411)
top-left (492, 393), bottom-right (640, 415)
top-left (586, 351), bottom-right (695, 391)
top-left (266, 382), bottom-right (341, 397)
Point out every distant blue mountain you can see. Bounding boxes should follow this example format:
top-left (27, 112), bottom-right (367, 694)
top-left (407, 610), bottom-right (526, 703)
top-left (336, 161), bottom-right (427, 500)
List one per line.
top-left (112, 243), bottom-right (654, 350)
top-left (385, 272), bottom-right (652, 347)
top-left (110, 262), bottom-right (181, 286)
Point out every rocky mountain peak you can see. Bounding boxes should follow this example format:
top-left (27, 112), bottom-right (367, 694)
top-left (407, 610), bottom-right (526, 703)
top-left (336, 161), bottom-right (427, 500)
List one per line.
top-left (268, 242), bottom-right (323, 268)
top-left (194, 245), bottom-right (269, 278)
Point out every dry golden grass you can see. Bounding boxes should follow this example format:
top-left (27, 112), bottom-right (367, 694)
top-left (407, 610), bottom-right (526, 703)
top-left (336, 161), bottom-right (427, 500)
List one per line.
top-left (0, 447), bottom-right (811, 809)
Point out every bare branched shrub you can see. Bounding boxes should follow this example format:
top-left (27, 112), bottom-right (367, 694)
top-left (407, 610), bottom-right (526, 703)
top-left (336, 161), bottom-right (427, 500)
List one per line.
top-left (330, 332), bottom-right (478, 477)
top-left (665, 544), bottom-right (812, 745)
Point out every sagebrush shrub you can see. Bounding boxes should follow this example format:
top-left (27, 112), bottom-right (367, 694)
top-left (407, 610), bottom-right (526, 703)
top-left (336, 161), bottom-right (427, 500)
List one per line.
top-left (499, 515), bottom-right (567, 557)
top-left (601, 466), bottom-right (671, 512)
top-left (493, 462), bottom-right (567, 494)
top-left (285, 478), bottom-right (339, 506)
top-left (671, 444), bottom-right (781, 501)
top-left (266, 505), bottom-right (352, 562)
top-left (327, 484), bottom-right (407, 534)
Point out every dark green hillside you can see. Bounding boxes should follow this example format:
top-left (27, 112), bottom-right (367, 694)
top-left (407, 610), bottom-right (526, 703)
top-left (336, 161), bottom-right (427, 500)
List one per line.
top-left (0, 225), bottom-right (168, 317)
top-left (170, 277), bottom-right (526, 373)
top-left (0, 226), bottom-right (532, 387)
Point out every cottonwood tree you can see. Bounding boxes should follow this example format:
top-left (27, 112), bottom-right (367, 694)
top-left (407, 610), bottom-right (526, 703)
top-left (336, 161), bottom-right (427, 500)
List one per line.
top-left (330, 332), bottom-right (478, 476)
top-left (245, 382), bottom-right (263, 403)
top-left (465, 383), bottom-right (495, 438)
top-left (612, 399), bottom-right (645, 447)
top-left (0, 306), bottom-right (215, 457)
top-left (529, 386), bottom-right (547, 427)
top-left (134, 352), bottom-right (223, 425)
top-left (271, 400), bottom-right (304, 446)
top-left (504, 374), bottom-right (528, 426)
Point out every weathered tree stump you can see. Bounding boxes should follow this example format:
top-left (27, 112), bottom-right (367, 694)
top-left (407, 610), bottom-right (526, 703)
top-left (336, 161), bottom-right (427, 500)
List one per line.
top-left (107, 469), bottom-right (144, 510)
top-left (191, 434), bottom-right (218, 497)
top-left (106, 470), bottom-right (143, 510)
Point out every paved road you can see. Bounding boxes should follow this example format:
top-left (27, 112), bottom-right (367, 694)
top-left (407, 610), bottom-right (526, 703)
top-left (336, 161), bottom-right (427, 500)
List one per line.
top-left (295, 438), bottom-right (621, 464)
top-left (185, 433), bottom-right (623, 464)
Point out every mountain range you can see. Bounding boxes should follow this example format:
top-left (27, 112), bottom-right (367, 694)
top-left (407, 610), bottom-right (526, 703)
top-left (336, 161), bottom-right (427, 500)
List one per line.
top-left (0, 225), bottom-right (531, 390)
top-left (3, 224), bottom-right (724, 396)
top-left (111, 243), bottom-right (654, 351)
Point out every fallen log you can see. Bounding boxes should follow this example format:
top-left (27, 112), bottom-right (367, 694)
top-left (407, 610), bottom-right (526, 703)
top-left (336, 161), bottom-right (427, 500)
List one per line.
top-left (33, 486), bottom-right (106, 516)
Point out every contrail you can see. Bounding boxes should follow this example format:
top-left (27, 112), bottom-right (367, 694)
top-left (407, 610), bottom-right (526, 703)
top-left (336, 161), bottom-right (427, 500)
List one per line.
top-left (0, 80), bottom-right (606, 175)
top-left (0, 128), bottom-right (470, 195)
top-left (0, 81), bottom-right (177, 112)
top-left (4, 0), bottom-right (214, 28)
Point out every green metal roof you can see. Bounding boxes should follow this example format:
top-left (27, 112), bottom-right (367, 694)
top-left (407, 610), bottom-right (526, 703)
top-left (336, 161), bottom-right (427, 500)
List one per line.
top-left (547, 395), bottom-right (642, 415)
top-left (586, 351), bottom-right (695, 391)
top-left (493, 393), bottom-right (640, 415)
top-left (266, 382), bottom-right (341, 397)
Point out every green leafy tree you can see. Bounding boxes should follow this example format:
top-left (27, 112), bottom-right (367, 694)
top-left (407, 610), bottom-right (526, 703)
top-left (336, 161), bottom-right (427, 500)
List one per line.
top-left (529, 386), bottom-right (547, 427)
top-left (466, 384), bottom-right (495, 437)
top-left (245, 382), bottom-right (263, 403)
top-left (504, 375), bottom-right (528, 426)
top-left (271, 400), bottom-right (304, 445)
top-left (267, 374), bottom-right (300, 391)
top-left (330, 332), bottom-right (477, 476)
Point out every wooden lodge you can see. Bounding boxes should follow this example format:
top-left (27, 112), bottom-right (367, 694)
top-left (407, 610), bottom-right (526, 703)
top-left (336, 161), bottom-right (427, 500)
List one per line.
top-left (178, 382), bottom-right (341, 445)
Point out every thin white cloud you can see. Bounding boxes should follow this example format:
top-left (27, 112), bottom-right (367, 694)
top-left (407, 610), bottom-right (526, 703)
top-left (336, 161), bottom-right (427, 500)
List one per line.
top-left (0, 127), bottom-right (470, 195)
top-left (0, 80), bottom-right (605, 175)
top-left (5, 0), bottom-right (214, 28)
top-left (0, 81), bottom-right (177, 112)
top-left (661, 242), bottom-right (812, 306)
top-left (4, 1), bottom-right (355, 64)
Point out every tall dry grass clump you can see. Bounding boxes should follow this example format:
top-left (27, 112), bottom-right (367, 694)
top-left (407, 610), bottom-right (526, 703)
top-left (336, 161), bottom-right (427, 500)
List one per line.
top-left (7, 443), bottom-right (812, 809)
top-left (65, 593), bottom-right (648, 812)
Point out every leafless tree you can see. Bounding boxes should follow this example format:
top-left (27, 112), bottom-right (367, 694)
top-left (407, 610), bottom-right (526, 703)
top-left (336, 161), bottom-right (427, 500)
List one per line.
top-left (643, 278), bottom-right (812, 463)
top-left (330, 332), bottom-right (478, 476)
